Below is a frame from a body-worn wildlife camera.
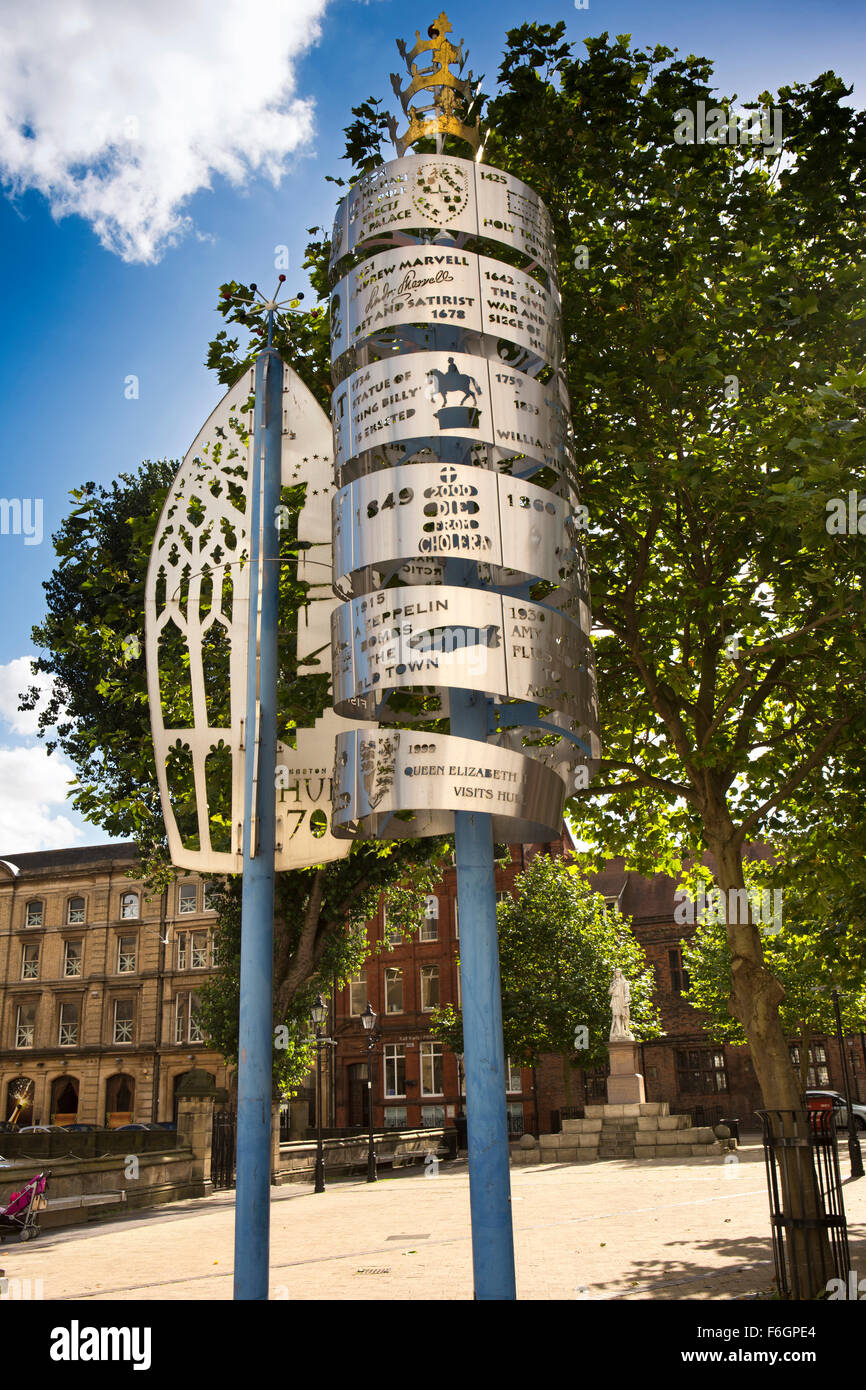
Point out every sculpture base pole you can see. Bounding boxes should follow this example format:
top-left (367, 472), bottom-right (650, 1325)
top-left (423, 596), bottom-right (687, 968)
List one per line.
top-left (606, 1040), bottom-right (646, 1105)
top-left (234, 345), bottom-right (282, 1300)
top-left (451, 686), bottom-right (517, 1301)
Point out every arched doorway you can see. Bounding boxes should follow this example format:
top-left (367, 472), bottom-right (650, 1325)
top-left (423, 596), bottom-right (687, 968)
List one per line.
top-left (172, 1069), bottom-right (215, 1123)
top-left (5, 1076), bottom-right (35, 1125)
top-left (105, 1073), bottom-right (135, 1127)
top-left (50, 1076), bottom-right (80, 1124)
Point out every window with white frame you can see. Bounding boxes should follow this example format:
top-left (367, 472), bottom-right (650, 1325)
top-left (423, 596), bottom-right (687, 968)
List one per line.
top-left (383, 1043), bottom-right (406, 1097)
top-left (419, 896), bottom-right (439, 941)
top-left (113, 998), bottom-right (134, 1044)
top-left (58, 1001), bottom-right (79, 1046)
top-left (16, 1003), bottom-right (36, 1048)
top-left (67, 896), bottom-right (85, 925)
top-left (175, 992), bottom-right (204, 1044)
top-left (176, 933), bottom-right (188, 970)
top-left (496, 890), bottom-right (511, 905)
top-left (790, 1043), bottom-right (830, 1088)
top-left (453, 900), bottom-right (459, 938)
top-left (21, 942), bottom-right (39, 980)
top-left (420, 1040), bottom-right (443, 1096)
top-left (348, 971), bottom-right (367, 1016)
top-left (505, 1056), bottom-right (522, 1093)
top-left (63, 939), bottom-right (82, 978)
top-left (382, 901), bottom-right (402, 946)
top-left (178, 883), bottom-right (197, 914)
top-left (420, 964), bottom-right (439, 1012)
top-left (456, 958), bottom-right (461, 1007)
top-left (202, 882), bottom-right (218, 912)
top-left (191, 931), bottom-right (209, 968)
top-left (25, 900), bottom-right (43, 927)
top-left (384, 967), bottom-right (403, 1014)
top-left (506, 1101), bottom-right (525, 1136)
top-left (383, 1106), bottom-right (407, 1130)
top-left (117, 935), bottom-right (136, 973)
top-left (120, 892), bottom-right (139, 920)
top-left (421, 1104), bottom-right (445, 1128)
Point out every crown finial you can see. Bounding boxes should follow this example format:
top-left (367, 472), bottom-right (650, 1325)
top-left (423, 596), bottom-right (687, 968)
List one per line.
top-left (389, 11), bottom-right (482, 157)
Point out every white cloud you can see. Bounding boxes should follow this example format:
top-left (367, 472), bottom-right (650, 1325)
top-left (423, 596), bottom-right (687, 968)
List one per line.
top-left (0, 744), bottom-right (85, 852)
top-left (0, 0), bottom-right (328, 263)
top-left (0, 656), bottom-right (52, 736)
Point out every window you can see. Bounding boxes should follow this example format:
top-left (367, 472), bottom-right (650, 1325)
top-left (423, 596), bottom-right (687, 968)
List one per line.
top-left (113, 999), bottom-right (134, 1044)
top-left (64, 940), bottom-right (82, 978)
top-left (496, 890), bottom-right (511, 905)
top-left (421, 1104), bottom-right (445, 1128)
top-left (382, 902), bottom-right (401, 946)
top-left (190, 932), bottom-right (208, 969)
top-left (420, 1041), bottom-right (443, 1096)
top-left (120, 892), bottom-right (139, 920)
top-left (420, 965), bottom-right (439, 1012)
top-left (383, 1043), bottom-right (406, 1097)
top-left (453, 900), bottom-right (459, 938)
top-left (456, 958), bottom-right (462, 1007)
top-left (419, 896), bottom-right (438, 941)
top-left (669, 948), bottom-right (690, 994)
top-left (21, 943), bottom-right (39, 980)
top-left (25, 900), bottom-right (43, 927)
top-left (383, 1106), bottom-right (407, 1130)
top-left (59, 1002), bottom-right (79, 1046)
top-left (177, 933), bottom-right (187, 970)
top-left (175, 992), bottom-right (204, 1044)
top-left (790, 1044), bottom-right (830, 1088)
top-left (384, 967), bottom-right (403, 1014)
top-left (16, 1004), bottom-right (36, 1048)
top-left (506, 1102), bottom-right (525, 1138)
top-left (505, 1056), bottom-right (522, 1093)
top-left (202, 882), bottom-right (218, 912)
top-left (117, 936), bottom-right (136, 973)
top-left (67, 897), bottom-right (85, 925)
top-left (348, 971), bottom-right (367, 1016)
top-left (675, 1048), bottom-right (728, 1095)
top-left (178, 883), bottom-right (197, 914)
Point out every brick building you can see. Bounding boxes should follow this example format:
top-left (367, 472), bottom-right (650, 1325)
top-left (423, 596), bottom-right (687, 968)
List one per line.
top-left (0, 844), bottom-right (230, 1127)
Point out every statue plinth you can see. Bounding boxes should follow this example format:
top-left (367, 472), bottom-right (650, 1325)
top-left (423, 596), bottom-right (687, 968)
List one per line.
top-left (606, 1040), bottom-right (646, 1105)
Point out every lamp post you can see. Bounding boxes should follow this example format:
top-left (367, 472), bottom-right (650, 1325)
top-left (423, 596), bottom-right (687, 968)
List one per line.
top-left (311, 993), bottom-right (328, 1194)
top-left (831, 988), bottom-right (864, 1179)
top-left (361, 1002), bottom-right (380, 1182)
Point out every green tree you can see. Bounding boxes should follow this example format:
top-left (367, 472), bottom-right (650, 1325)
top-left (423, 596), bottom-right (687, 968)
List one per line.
top-left (682, 909), bottom-right (866, 1095)
top-left (432, 852), bottom-right (661, 1099)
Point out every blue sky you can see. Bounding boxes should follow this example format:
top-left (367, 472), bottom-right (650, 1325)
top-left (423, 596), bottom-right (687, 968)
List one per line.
top-left (0, 0), bottom-right (863, 851)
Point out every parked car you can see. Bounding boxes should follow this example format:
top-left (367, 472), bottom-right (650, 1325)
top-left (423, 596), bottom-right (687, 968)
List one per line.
top-left (806, 1089), bottom-right (866, 1131)
top-left (64, 1124), bottom-right (99, 1132)
top-left (116, 1124), bottom-right (150, 1131)
top-left (17, 1125), bottom-right (64, 1133)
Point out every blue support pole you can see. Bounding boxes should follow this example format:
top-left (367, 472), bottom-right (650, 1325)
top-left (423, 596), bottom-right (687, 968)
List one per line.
top-left (234, 337), bottom-right (283, 1300)
top-left (451, 686), bottom-right (517, 1301)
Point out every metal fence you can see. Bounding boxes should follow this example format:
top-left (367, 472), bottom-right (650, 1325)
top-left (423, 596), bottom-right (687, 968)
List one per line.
top-left (211, 1108), bottom-right (237, 1190)
top-left (757, 1108), bottom-right (850, 1299)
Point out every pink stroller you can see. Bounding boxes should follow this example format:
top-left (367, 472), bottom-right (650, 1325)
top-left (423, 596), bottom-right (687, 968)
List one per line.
top-left (0, 1171), bottom-right (49, 1242)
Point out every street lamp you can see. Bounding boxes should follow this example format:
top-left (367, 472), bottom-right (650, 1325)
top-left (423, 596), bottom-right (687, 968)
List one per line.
top-left (831, 988), bottom-right (864, 1179)
top-left (361, 1002), bottom-right (380, 1182)
top-left (311, 993), bottom-right (329, 1194)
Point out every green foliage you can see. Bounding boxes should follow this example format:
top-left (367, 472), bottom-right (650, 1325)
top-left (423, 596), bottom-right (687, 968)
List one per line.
top-left (432, 852), bottom-right (661, 1069)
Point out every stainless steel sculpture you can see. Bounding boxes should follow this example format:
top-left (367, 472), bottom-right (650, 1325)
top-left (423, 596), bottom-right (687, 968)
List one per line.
top-left (144, 363), bottom-right (358, 872)
top-left (327, 8), bottom-right (600, 1303)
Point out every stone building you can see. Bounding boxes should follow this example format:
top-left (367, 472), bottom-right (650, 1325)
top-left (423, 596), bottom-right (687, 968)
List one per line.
top-left (0, 843), bottom-right (230, 1127)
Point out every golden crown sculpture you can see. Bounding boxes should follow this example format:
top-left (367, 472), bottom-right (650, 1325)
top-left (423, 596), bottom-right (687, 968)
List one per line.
top-left (388, 11), bottom-right (481, 156)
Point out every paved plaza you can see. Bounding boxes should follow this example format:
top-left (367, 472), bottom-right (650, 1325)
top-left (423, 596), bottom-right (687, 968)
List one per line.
top-left (3, 1138), bottom-right (865, 1301)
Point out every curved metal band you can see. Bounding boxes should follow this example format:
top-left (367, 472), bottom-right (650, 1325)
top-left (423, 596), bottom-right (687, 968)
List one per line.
top-left (330, 245), bottom-right (562, 370)
top-left (332, 728), bottom-right (566, 843)
top-left (330, 154), bottom-right (558, 280)
top-left (332, 462), bottom-right (588, 602)
top-left (331, 585), bottom-right (596, 725)
top-left (332, 351), bottom-right (571, 478)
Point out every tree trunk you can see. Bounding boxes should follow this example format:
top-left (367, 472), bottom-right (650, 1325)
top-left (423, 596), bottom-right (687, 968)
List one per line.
top-left (708, 825), bottom-right (833, 1298)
